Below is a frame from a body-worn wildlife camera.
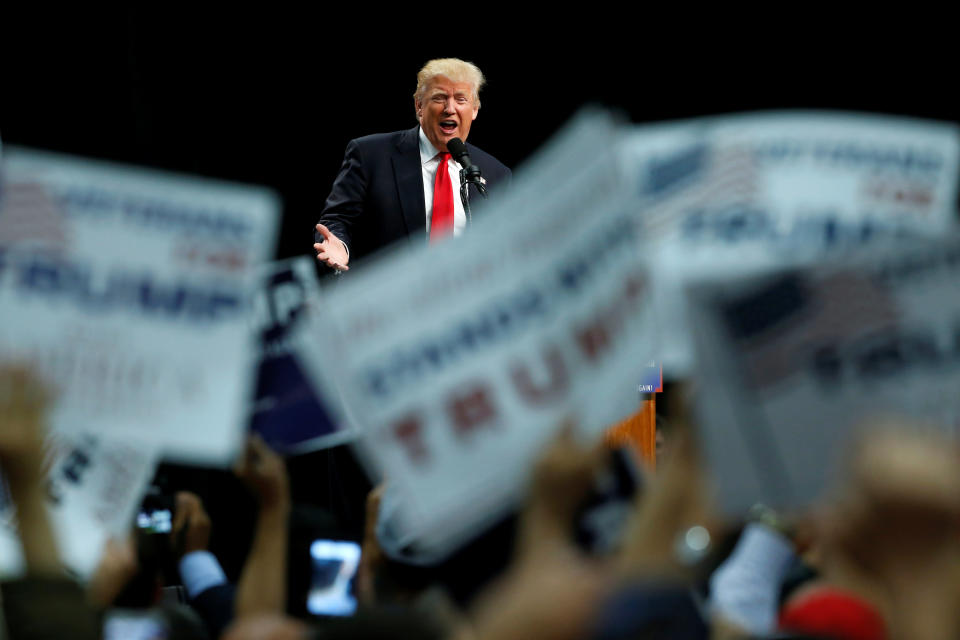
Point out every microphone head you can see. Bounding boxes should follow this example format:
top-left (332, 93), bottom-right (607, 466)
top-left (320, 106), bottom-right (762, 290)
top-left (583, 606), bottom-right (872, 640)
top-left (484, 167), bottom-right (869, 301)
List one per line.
top-left (446, 137), bottom-right (469, 159)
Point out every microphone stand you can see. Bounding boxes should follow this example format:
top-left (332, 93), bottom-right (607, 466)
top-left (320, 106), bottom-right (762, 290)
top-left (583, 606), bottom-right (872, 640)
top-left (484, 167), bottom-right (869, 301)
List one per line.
top-left (458, 167), bottom-right (487, 227)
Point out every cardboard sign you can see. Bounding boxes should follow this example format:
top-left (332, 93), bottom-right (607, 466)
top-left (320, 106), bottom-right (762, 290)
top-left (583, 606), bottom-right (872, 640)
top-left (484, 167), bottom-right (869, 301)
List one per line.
top-left (620, 112), bottom-right (960, 376)
top-left (249, 257), bottom-right (355, 454)
top-left (0, 147), bottom-right (280, 463)
top-left (301, 110), bottom-right (656, 558)
top-left (686, 236), bottom-right (960, 516)
top-left (1, 433), bottom-right (157, 579)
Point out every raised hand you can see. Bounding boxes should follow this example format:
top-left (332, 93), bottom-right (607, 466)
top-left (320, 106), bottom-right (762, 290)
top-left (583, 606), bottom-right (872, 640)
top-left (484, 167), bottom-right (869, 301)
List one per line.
top-left (87, 535), bottom-right (139, 607)
top-left (172, 491), bottom-right (212, 556)
top-left (234, 434), bottom-right (289, 511)
top-left (0, 364), bottom-right (50, 469)
top-left (0, 364), bottom-right (60, 576)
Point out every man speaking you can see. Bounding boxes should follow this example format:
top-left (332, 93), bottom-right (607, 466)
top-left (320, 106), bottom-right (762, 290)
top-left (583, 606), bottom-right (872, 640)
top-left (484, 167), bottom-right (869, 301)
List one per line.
top-left (314, 58), bottom-right (512, 272)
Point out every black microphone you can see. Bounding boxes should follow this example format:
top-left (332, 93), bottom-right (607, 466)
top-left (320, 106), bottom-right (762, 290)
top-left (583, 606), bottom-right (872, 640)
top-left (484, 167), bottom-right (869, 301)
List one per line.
top-left (447, 137), bottom-right (485, 190)
top-left (446, 137), bottom-right (474, 170)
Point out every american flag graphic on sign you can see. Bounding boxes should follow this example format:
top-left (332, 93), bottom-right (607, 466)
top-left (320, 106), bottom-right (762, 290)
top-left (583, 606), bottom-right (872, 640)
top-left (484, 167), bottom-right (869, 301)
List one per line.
top-left (720, 270), bottom-right (901, 390)
top-left (638, 143), bottom-right (759, 237)
top-left (0, 180), bottom-right (68, 248)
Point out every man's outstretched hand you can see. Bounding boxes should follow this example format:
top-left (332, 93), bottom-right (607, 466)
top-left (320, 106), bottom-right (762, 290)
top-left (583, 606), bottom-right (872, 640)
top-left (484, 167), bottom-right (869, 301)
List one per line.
top-left (314, 223), bottom-right (349, 272)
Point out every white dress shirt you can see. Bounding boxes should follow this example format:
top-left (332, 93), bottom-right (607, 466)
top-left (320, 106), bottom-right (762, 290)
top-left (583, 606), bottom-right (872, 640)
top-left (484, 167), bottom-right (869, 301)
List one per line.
top-left (418, 127), bottom-right (467, 237)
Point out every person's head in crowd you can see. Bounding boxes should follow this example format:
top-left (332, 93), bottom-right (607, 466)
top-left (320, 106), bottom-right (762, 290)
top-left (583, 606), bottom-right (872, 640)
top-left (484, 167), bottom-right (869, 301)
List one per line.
top-left (413, 58), bottom-right (484, 153)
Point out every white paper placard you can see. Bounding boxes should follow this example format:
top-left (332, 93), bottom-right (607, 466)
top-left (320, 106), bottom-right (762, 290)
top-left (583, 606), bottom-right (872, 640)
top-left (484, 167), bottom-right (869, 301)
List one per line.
top-left (0, 147), bottom-right (280, 463)
top-left (686, 236), bottom-right (960, 516)
top-left (1, 433), bottom-right (157, 579)
top-left (620, 112), bottom-right (960, 376)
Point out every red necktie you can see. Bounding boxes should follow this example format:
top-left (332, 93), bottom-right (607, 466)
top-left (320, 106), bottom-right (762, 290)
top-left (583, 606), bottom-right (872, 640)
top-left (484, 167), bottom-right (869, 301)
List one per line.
top-left (429, 152), bottom-right (454, 242)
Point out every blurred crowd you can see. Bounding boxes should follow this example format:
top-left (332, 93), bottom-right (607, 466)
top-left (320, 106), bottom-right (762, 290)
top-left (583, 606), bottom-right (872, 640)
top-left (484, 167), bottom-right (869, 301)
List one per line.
top-left (3, 365), bottom-right (959, 640)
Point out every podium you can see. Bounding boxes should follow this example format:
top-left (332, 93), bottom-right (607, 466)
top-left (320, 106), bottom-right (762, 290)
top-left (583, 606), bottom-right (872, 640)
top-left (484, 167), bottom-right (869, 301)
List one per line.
top-left (604, 396), bottom-right (657, 470)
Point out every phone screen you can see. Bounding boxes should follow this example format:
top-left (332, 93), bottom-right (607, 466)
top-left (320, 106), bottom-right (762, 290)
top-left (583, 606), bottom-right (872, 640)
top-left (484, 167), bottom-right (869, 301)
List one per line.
top-left (306, 539), bottom-right (361, 616)
top-left (103, 610), bottom-right (168, 640)
top-left (136, 508), bottom-right (173, 534)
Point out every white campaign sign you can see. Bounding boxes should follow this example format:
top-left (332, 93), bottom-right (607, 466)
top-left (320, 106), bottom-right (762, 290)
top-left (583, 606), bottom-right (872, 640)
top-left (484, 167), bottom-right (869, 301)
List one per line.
top-left (301, 111), bottom-right (656, 558)
top-left (620, 112), bottom-right (960, 376)
top-left (0, 148), bottom-right (280, 463)
top-left (1, 433), bottom-right (157, 579)
top-left (686, 236), bottom-right (960, 516)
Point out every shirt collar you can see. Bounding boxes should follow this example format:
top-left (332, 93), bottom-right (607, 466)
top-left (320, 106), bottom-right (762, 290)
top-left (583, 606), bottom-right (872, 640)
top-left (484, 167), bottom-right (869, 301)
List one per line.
top-left (418, 127), bottom-right (441, 165)
top-left (418, 127), bottom-right (461, 167)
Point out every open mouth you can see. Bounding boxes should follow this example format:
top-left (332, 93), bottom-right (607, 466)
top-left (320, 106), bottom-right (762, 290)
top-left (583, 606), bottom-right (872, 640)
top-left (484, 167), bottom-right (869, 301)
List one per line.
top-left (439, 120), bottom-right (458, 135)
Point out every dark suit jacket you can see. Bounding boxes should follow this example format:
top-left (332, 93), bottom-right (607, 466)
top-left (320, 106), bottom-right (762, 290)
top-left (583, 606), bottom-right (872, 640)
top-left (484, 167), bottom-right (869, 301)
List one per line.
top-left (316, 126), bottom-right (511, 265)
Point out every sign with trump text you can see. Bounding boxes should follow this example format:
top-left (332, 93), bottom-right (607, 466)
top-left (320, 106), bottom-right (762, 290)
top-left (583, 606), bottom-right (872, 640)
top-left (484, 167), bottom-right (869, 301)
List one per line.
top-left (0, 148), bottom-right (279, 463)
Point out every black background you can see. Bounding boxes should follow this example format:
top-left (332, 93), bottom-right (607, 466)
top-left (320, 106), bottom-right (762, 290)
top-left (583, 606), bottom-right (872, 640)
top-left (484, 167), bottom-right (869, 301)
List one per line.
top-left (4, 11), bottom-right (957, 261)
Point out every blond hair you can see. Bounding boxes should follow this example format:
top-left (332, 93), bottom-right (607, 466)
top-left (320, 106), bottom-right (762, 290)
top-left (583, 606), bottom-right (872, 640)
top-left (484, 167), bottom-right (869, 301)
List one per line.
top-left (413, 58), bottom-right (485, 108)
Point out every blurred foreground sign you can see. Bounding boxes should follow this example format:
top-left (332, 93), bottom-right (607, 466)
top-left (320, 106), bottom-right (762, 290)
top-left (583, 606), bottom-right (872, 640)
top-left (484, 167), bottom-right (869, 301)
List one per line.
top-left (249, 257), bottom-right (354, 454)
top-left (302, 111), bottom-right (655, 558)
top-left (687, 236), bottom-right (960, 516)
top-left (621, 112), bottom-right (960, 376)
top-left (0, 148), bottom-right (279, 463)
top-left (1, 434), bottom-right (157, 579)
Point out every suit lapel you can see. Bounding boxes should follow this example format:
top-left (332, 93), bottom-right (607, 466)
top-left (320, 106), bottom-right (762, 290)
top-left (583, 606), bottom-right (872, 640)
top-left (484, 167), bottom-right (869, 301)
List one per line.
top-left (393, 126), bottom-right (425, 237)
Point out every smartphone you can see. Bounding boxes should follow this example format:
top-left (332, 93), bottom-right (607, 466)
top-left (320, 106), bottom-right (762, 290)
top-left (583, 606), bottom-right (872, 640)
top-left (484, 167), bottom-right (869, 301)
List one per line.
top-left (137, 491), bottom-right (175, 534)
top-left (306, 538), bottom-right (362, 617)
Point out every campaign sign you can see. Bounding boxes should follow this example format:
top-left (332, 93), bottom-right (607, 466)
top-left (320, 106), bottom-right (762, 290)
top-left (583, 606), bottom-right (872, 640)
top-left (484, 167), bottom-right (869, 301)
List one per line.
top-left (686, 236), bottom-right (960, 516)
top-left (302, 110), bottom-right (656, 558)
top-left (1, 433), bottom-right (157, 579)
top-left (620, 112), bottom-right (960, 377)
top-left (249, 257), bottom-right (354, 454)
top-left (0, 148), bottom-right (279, 463)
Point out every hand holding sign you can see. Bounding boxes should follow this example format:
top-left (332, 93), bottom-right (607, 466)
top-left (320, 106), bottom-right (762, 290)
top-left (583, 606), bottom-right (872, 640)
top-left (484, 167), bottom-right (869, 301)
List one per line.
top-left (0, 365), bottom-right (60, 578)
top-left (235, 434), bottom-right (290, 513)
top-left (813, 427), bottom-right (960, 639)
top-left (470, 426), bottom-right (613, 640)
top-left (86, 535), bottom-right (138, 608)
top-left (314, 223), bottom-right (350, 272)
top-left (0, 364), bottom-right (49, 473)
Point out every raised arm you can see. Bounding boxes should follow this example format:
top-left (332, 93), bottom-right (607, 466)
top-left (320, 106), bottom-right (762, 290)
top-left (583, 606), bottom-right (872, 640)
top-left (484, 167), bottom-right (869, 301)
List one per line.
top-left (233, 434), bottom-right (290, 618)
top-left (0, 365), bottom-right (60, 577)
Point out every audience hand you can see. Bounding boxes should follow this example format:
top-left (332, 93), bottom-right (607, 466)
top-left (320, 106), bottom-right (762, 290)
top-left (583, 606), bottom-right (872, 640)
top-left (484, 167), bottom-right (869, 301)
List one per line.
top-left (618, 420), bottom-right (717, 581)
top-left (468, 422), bottom-right (613, 640)
top-left (234, 434), bottom-right (290, 512)
top-left (813, 425), bottom-right (960, 640)
top-left (0, 364), bottom-right (50, 474)
top-left (357, 483), bottom-right (386, 606)
top-left (86, 535), bottom-right (139, 608)
top-left (172, 490), bottom-right (212, 556)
